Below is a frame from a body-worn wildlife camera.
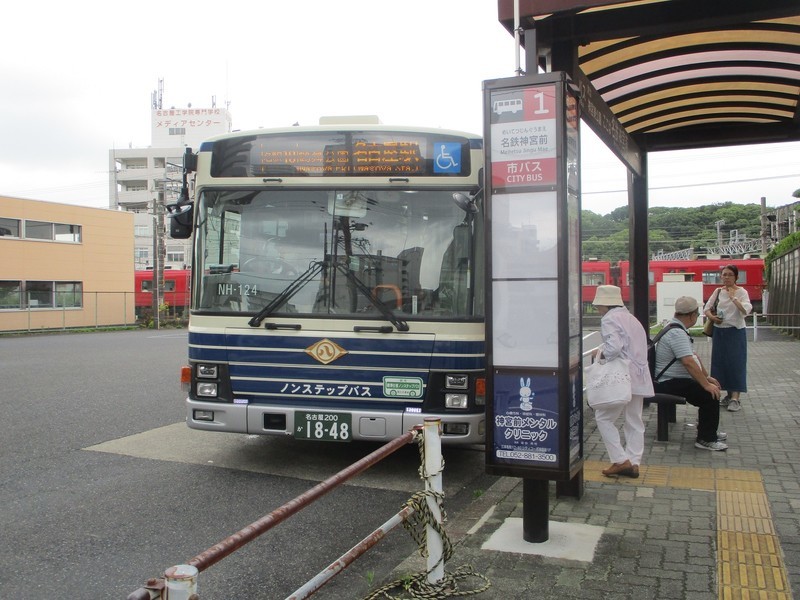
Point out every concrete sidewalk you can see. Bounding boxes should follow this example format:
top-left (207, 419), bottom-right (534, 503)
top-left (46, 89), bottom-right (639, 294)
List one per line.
top-left (385, 330), bottom-right (800, 599)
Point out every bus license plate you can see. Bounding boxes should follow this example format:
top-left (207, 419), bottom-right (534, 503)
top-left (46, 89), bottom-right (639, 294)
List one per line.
top-left (294, 411), bottom-right (352, 442)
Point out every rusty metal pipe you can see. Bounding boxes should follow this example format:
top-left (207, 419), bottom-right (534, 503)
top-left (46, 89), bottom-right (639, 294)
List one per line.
top-left (286, 504), bottom-right (416, 599)
top-left (188, 428), bottom-right (418, 572)
top-left (127, 576), bottom-right (164, 600)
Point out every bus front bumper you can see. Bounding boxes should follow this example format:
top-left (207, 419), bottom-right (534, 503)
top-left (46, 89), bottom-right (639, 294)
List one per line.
top-left (186, 398), bottom-right (485, 444)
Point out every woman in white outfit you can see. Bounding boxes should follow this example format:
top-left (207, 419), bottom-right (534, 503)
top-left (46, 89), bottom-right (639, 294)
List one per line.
top-left (592, 285), bottom-right (654, 478)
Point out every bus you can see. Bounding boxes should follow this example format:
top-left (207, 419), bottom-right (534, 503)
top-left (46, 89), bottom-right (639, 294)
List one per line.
top-left (169, 120), bottom-right (487, 444)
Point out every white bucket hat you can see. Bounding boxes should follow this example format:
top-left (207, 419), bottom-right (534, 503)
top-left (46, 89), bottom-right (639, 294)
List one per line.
top-left (592, 285), bottom-right (624, 307)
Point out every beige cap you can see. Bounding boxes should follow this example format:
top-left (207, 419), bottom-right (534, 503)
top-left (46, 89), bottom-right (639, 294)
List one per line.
top-left (674, 296), bottom-right (699, 314)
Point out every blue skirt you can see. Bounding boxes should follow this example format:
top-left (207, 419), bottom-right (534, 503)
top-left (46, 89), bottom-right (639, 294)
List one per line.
top-left (709, 326), bottom-right (748, 393)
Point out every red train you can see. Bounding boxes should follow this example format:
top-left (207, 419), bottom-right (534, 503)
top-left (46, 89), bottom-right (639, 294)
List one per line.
top-left (135, 260), bottom-right (764, 320)
top-left (582, 258), bottom-right (765, 313)
top-left (135, 269), bottom-right (191, 318)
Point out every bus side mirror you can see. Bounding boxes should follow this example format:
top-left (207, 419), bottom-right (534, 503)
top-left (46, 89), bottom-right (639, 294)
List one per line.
top-left (167, 202), bottom-right (194, 239)
top-left (452, 192), bottom-right (481, 216)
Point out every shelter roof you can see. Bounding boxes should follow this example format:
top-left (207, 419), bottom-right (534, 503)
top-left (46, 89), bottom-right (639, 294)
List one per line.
top-left (498, 0), bottom-right (800, 152)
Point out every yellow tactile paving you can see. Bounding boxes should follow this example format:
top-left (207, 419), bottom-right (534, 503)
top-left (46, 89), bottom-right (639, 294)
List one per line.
top-left (718, 487), bottom-right (789, 598)
top-left (720, 588), bottom-right (793, 600)
top-left (717, 479), bottom-right (767, 494)
top-left (716, 469), bottom-right (764, 482)
top-left (582, 460), bottom-right (791, 599)
top-left (718, 491), bottom-right (776, 535)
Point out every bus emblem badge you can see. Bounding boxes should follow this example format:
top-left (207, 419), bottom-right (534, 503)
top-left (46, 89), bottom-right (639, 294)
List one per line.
top-left (305, 339), bottom-right (348, 365)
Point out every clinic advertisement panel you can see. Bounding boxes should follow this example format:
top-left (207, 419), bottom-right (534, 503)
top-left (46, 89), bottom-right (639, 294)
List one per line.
top-left (492, 372), bottom-right (559, 467)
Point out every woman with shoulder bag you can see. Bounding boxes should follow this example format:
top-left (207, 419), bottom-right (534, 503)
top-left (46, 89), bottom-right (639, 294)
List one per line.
top-left (591, 285), bottom-right (654, 479)
top-left (703, 265), bottom-right (752, 412)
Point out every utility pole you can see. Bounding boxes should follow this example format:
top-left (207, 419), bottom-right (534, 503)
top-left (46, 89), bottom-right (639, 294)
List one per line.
top-left (760, 196), bottom-right (768, 256)
top-left (715, 219), bottom-right (725, 248)
top-left (151, 194), bottom-right (165, 330)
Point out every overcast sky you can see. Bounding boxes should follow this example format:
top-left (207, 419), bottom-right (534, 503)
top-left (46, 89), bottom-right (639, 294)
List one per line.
top-left (2, 0), bottom-right (798, 215)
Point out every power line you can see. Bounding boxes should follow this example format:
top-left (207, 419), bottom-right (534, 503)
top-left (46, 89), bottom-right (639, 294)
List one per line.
top-left (583, 172), bottom-right (800, 195)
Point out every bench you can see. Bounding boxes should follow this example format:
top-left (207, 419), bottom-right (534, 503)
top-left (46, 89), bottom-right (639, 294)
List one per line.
top-left (643, 393), bottom-right (687, 441)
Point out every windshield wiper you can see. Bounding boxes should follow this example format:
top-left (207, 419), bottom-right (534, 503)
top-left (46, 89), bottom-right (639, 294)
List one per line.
top-left (248, 260), bottom-right (325, 327)
top-left (248, 257), bottom-right (409, 332)
top-left (331, 261), bottom-right (409, 332)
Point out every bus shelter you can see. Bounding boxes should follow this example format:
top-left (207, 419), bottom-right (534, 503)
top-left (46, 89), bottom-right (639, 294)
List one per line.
top-left (497, 0), bottom-right (800, 329)
top-left (483, 0), bottom-right (800, 540)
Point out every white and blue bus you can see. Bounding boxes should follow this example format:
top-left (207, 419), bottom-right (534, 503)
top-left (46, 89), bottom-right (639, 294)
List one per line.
top-left (170, 118), bottom-right (486, 444)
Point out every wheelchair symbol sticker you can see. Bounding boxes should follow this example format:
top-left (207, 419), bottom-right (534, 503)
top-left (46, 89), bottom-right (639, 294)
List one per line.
top-left (434, 142), bottom-right (461, 174)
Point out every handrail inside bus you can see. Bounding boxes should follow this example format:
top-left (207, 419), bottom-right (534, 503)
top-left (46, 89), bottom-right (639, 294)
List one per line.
top-left (373, 284), bottom-right (402, 309)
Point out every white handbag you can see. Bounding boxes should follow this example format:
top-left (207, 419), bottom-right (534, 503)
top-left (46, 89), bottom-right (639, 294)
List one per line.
top-left (585, 357), bottom-right (632, 407)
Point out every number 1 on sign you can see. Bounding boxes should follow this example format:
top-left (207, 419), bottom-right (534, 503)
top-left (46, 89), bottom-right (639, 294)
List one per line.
top-left (534, 91), bottom-right (549, 115)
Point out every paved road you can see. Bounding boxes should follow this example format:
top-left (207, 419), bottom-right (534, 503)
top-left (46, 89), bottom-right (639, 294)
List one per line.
top-left (0, 330), bottom-right (494, 599)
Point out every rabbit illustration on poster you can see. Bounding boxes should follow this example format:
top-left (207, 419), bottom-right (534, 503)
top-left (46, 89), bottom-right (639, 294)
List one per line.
top-left (519, 377), bottom-right (534, 411)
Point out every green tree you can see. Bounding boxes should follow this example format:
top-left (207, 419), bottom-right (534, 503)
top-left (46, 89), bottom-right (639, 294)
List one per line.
top-left (581, 201), bottom-right (767, 261)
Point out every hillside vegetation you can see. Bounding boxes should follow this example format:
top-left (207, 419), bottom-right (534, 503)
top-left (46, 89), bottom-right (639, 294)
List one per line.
top-left (581, 202), bottom-right (763, 262)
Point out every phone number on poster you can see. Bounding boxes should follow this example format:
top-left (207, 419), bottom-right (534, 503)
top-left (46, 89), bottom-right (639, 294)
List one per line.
top-left (496, 450), bottom-right (556, 462)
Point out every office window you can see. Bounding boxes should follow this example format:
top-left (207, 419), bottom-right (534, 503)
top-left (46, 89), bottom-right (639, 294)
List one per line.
top-left (135, 225), bottom-right (150, 236)
top-left (0, 217), bottom-right (21, 237)
top-left (23, 281), bottom-right (83, 308)
top-left (134, 247), bottom-right (150, 261)
top-left (26, 281), bottom-right (54, 307)
top-left (56, 282), bottom-right (83, 308)
top-left (54, 224), bottom-right (81, 242)
top-left (166, 246), bottom-right (185, 263)
top-left (25, 221), bottom-right (53, 240)
top-left (0, 281), bottom-right (22, 309)
top-left (23, 220), bottom-right (82, 242)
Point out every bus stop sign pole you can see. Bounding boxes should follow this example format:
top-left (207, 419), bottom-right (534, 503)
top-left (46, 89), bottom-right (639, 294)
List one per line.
top-left (483, 72), bottom-right (585, 542)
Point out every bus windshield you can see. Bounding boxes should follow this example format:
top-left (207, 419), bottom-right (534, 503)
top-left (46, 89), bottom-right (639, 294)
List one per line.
top-left (194, 187), bottom-right (484, 320)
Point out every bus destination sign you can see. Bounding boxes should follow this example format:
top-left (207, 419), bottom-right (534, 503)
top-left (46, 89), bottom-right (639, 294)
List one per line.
top-left (259, 141), bottom-right (424, 175)
top-left (210, 131), bottom-right (471, 178)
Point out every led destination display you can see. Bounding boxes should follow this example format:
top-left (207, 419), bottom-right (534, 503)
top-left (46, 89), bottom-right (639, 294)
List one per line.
top-left (209, 131), bottom-right (472, 178)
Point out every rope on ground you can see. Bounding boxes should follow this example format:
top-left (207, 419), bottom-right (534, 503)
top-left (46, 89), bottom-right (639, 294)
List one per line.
top-left (361, 430), bottom-right (491, 599)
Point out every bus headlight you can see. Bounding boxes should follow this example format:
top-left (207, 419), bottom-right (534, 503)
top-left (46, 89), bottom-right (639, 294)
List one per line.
top-left (197, 364), bottom-right (218, 378)
top-left (445, 374), bottom-right (468, 389)
top-left (445, 393), bottom-right (468, 409)
top-left (197, 382), bottom-right (218, 397)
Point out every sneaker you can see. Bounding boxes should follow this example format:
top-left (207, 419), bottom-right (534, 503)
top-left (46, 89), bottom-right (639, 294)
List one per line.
top-left (717, 431), bottom-right (728, 441)
top-left (695, 439), bottom-right (728, 451)
top-left (727, 400), bottom-right (741, 412)
top-left (720, 394), bottom-right (731, 407)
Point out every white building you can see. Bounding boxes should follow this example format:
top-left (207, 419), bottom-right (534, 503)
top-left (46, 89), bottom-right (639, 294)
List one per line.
top-left (109, 95), bottom-right (232, 270)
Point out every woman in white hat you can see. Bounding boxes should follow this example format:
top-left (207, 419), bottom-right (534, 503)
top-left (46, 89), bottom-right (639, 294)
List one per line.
top-left (591, 285), bottom-right (654, 478)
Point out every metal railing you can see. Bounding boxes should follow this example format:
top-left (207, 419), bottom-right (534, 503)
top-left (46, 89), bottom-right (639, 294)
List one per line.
top-left (750, 312), bottom-right (800, 340)
top-left (127, 419), bottom-right (466, 600)
top-left (0, 292), bottom-right (190, 333)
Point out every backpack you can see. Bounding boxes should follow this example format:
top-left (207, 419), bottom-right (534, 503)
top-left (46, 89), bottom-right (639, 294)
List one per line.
top-left (647, 322), bottom-right (684, 382)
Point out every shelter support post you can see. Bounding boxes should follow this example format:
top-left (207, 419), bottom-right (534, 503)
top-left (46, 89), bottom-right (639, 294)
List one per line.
top-left (629, 156), bottom-right (650, 330)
